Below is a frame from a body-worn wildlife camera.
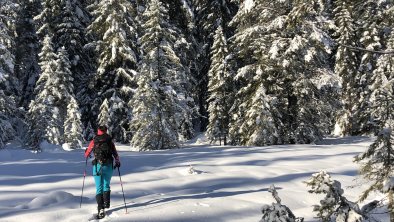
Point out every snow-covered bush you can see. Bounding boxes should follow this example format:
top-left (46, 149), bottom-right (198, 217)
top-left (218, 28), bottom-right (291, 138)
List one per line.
top-left (305, 171), bottom-right (372, 222)
top-left (260, 185), bottom-right (304, 222)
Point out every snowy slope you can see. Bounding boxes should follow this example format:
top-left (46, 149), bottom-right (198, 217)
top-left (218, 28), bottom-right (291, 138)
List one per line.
top-left (0, 136), bottom-right (388, 222)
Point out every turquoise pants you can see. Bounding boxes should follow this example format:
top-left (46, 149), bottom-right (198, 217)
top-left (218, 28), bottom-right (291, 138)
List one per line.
top-left (93, 162), bottom-right (113, 194)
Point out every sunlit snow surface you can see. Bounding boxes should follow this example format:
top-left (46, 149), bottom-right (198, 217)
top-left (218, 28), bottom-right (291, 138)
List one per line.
top-left (0, 136), bottom-right (388, 221)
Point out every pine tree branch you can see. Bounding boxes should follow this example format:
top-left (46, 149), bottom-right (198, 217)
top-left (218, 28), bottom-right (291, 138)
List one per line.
top-left (337, 43), bottom-right (394, 54)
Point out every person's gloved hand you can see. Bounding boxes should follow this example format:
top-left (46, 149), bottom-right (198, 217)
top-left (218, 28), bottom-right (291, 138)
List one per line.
top-left (114, 160), bottom-right (121, 169)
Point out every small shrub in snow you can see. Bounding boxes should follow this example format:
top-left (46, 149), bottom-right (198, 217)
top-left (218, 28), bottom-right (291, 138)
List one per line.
top-left (305, 171), bottom-right (370, 222)
top-left (260, 185), bottom-right (304, 222)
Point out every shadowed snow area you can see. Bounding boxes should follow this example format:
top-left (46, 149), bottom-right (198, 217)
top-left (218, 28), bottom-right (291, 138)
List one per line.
top-left (0, 136), bottom-right (388, 221)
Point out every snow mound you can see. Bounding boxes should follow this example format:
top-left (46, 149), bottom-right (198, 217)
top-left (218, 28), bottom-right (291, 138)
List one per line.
top-left (179, 164), bottom-right (204, 176)
top-left (184, 133), bottom-right (211, 146)
top-left (17, 191), bottom-right (79, 209)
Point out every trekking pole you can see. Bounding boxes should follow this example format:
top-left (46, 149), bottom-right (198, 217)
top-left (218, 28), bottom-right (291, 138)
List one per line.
top-left (80, 157), bottom-right (88, 208)
top-left (117, 167), bottom-right (128, 213)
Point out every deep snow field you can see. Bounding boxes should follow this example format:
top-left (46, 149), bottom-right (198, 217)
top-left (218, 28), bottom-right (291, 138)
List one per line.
top-left (0, 136), bottom-right (389, 222)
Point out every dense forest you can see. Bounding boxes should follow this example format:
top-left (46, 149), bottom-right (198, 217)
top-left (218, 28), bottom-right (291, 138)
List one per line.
top-left (0, 0), bottom-right (393, 151)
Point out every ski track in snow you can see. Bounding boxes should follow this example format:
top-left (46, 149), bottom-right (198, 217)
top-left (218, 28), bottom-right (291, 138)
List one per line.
top-left (0, 136), bottom-right (389, 222)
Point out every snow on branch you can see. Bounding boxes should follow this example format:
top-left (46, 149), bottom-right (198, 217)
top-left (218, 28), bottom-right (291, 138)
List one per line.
top-left (260, 185), bottom-right (304, 222)
top-left (336, 43), bottom-right (394, 54)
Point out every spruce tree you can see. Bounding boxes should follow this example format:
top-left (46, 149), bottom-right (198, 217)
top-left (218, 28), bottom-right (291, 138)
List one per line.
top-left (206, 26), bottom-right (231, 145)
top-left (87, 0), bottom-right (138, 142)
top-left (0, 0), bottom-right (19, 95)
top-left (98, 98), bottom-right (110, 128)
top-left (229, 0), bottom-right (334, 145)
top-left (131, 0), bottom-right (190, 150)
top-left (0, 90), bottom-right (17, 148)
top-left (26, 35), bottom-right (57, 149)
top-left (192, 0), bottom-right (237, 131)
top-left (64, 97), bottom-right (83, 149)
top-left (27, 40), bottom-right (76, 147)
top-left (155, 0), bottom-right (197, 140)
top-left (333, 0), bottom-right (360, 136)
top-left (14, 0), bottom-right (40, 107)
top-left (131, 72), bottom-right (179, 151)
top-left (229, 0), bottom-right (276, 145)
top-left (34, 0), bottom-right (62, 37)
top-left (353, 0), bottom-right (384, 134)
top-left (55, 0), bottom-right (92, 90)
top-left (0, 1), bottom-right (23, 148)
top-left (54, 47), bottom-right (75, 124)
top-left (354, 26), bottom-right (394, 220)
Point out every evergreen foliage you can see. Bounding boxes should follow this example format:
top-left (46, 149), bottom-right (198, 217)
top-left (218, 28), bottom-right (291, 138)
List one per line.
top-left (206, 26), bottom-right (231, 145)
top-left (306, 171), bottom-right (365, 222)
top-left (354, 26), bottom-right (394, 217)
top-left (0, 1), bottom-right (23, 148)
top-left (98, 98), bottom-right (110, 128)
top-left (64, 97), bottom-right (83, 149)
top-left (192, 0), bottom-right (236, 131)
top-left (260, 185), bottom-right (303, 222)
top-left (27, 39), bottom-right (76, 147)
top-left (353, 0), bottom-right (385, 134)
top-left (229, 0), bottom-right (335, 146)
top-left (14, 0), bottom-right (40, 108)
top-left (87, 0), bottom-right (138, 142)
top-left (131, 0), bottom-right (194, 150)
top-left (333, 0), bottom-right (360, 136)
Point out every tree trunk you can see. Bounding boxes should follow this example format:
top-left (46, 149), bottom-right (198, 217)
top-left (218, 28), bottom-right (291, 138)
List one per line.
top-left (389, 190), bottom-right (394, 222)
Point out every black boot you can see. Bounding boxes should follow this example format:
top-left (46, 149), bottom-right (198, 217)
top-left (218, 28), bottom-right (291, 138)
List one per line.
top-left (96, 194), bottom-right (106, 219)
top-left (103, 191), bottom-right (111, 209)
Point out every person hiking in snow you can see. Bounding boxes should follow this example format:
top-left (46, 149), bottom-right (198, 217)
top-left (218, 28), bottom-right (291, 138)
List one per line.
top-left (84, 125), bottom-right (120, 219)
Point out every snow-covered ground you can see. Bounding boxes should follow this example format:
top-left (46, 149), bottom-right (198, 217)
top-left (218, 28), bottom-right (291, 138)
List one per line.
top-left (0, 136), bottom-right (388, 222)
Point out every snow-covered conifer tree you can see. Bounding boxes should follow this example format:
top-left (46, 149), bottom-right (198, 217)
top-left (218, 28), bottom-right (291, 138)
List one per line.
top-left (87, 0), bottom-right (138, 142)
top-left (27, 39), bottom-right (75, 147)
top-left (206, 26), bottom-right (231, 145)
top-left (56, 0), bottom-right (91, 91)
top-left (0, 11), bottom-right (19, 146)
top-left (26, 35), bottom-right (57, 148)
top-left (333, 0), bottom-right (360, 136)
top-left (354, 25), bottom-right (394, 220)
top-left (0, 0), bottom-right (19, 95)
top-left (353, 1), bottom-right (385, 134)
top-left (228, 0), bottom-right (282, 145)
top-left (131, 73), bottom-right (179, 151)
top-left (64, 97), bottom-right (83, 149)
top-left (54, 47), bottom-right (75, 104)
top-left (148, 0), bottom-right (197, 141)
top-left (35, 0), bottom-right (93, 134)
top-left (34, 0), bottom-right (62, 37)
top-left (98, 98), bottom-right (110, 129)
top-left (52, 46), bottom-right (77, 138)
top-left (14, 0), bottom-right (40, 108)
top-left (132, 0), bottom-right (192, 150)
top-left (0, 90), bottom-right (17, 148)
top-left (229, 0), bottom-right (334, 145)
top-left (0, 1), bottom-right (25, 148)
top-left (260, 185), bottom-right (302, 222)
top-left (192, 0), bottom-right (236, 131)
top-left (306, 171), bottom-right (364, 222)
